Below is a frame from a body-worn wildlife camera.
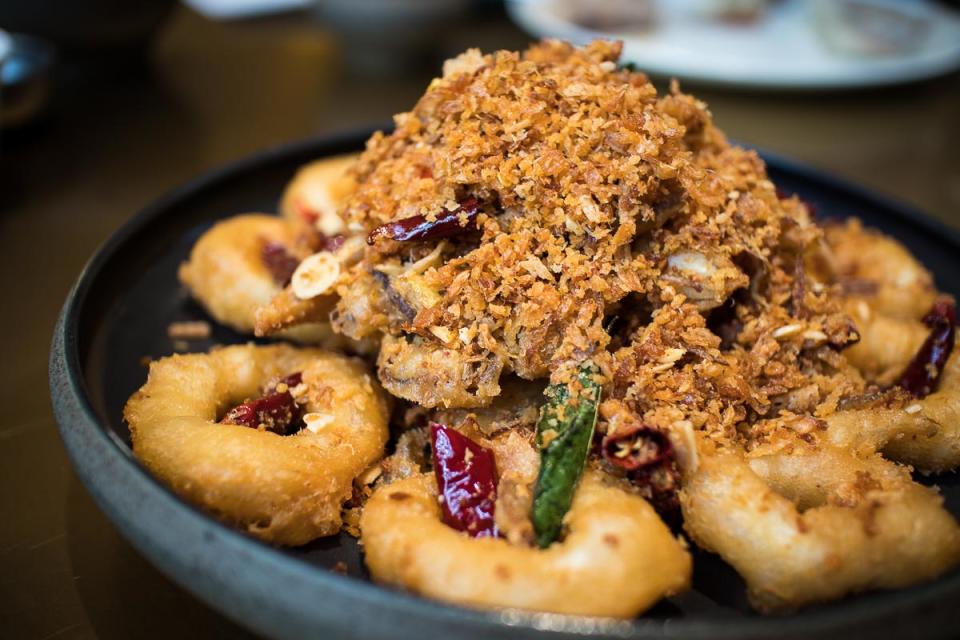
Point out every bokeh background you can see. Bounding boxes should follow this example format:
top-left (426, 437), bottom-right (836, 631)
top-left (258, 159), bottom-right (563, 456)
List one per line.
top-left (1, 1), bottom-right (959, 638)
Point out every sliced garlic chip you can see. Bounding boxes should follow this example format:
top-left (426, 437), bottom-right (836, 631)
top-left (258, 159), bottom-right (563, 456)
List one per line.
top-left (291, 251), bottom-right (341, 300)
top-left (315, 207), bottom-right (345, 237)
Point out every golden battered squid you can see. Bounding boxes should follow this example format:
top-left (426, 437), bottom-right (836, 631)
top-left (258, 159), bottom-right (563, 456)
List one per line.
top-left (843, 310), bottom-right (929, 385)
top-left (825, 219), bottom-right (937, 322)
top-left (827, 346), bottom-right (960, 473)
top-left (250, 154), bottom-right (364, 338)
top-left (818, 218), bottom-right (960, 471)
top-left (361, 471), bottom-right (691, 618)
top-left (680, 437), bottom-right (960, 612)
top-left (252, 234), bottom-right (366, 338)
top-left (818, 219), bottom-right (939, 383)
top-left (280, 153), bottom-right (359, 236)
top-left (124, 344), bottom-right (390, 545)
top-left (179, 214), bottom-right (345, 346)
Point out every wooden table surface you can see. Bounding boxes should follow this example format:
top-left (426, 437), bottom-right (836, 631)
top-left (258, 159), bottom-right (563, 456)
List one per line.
top-left (2, 6), bottom-right (959, 639)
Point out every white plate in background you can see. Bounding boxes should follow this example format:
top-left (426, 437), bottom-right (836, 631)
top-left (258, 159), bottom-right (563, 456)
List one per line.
top-left (507, 0), bottom-right (960, 89)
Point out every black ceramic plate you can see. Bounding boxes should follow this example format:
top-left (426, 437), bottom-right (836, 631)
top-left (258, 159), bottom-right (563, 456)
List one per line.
top-left (50, 129), bottom-right (960, 640)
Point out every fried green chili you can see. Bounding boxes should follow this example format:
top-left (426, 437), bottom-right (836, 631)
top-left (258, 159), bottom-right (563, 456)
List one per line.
top-left (531, 363), bottom-right (602, 548)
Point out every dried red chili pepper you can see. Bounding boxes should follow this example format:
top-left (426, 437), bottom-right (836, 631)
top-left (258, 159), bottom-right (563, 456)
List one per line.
top-left (367, 198), bottom-right (479, 245)
top-left (898, 299), bottom-right (956, 398)
top-left (273, 372), bottom-right (303, 392)
top-left (261, 242), bottom-right (300, 287)
top-left (601, 422), bottom-right (680, 515)
top-left (430, 422), bottom-right (498, 538)
top-left (221, 373), bottom-right (304, 435)
top-left (601, 424), bottom-right (674, 472)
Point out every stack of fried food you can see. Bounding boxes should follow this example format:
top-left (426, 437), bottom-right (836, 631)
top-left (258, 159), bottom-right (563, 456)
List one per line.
top-left (125, 39), bottom-right (960, 618)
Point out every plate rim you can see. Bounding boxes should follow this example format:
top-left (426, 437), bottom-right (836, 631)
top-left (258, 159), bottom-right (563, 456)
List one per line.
top-left (49, 129), bottom-right (960, 640)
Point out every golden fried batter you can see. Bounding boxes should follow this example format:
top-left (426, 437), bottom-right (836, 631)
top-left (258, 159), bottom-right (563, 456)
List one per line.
top-left (125, 344), bottom-right (390, 545)
top-left (280, 153), bottom-right (359, 236)
top-left (825, 219), bottom-right (937, 322)
top-left (179, 214), bottom-right (347, 346)
top-left (361, 471), bottom-right (691, 618)
top-left (681, 436), bottom-right (960, 612)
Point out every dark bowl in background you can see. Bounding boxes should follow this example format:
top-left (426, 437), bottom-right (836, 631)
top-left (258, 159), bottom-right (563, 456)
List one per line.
top-left (0, 0), bottom-right (176, 51)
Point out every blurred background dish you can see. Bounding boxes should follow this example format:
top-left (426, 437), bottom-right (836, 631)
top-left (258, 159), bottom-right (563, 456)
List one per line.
top-left (186, 0), bottom-right (310, 20)
top-left (0, 0), bottom-right (175, 51)
top-left (313, 0), bottom-right (473, 72)
top-left (0, 33), bottom-right (55, 129)
top-left (507, 0), bottom-right (960, 89)
top-left (0, 29), bottom-right (11, 65)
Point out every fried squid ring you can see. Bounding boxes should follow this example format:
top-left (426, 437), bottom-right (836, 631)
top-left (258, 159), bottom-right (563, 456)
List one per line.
top-left (843, 309), bottom-right (929, 385)
top-left (178, 214), bottom-right (343, 345)
top-left (825, 219), bottom-right (936, 322)
top-left (827, 348), bottom-right (960, 473)
top-left (360, 471), bottom-right (691, 618)
top-left (280, 153), bottom-right (359, 235)
top-left (680, 440), bottom-right (960, 612)
top-left (254, 236), bottom-right (367, 339)
top-left (124, 344), bottom-right (390, 546)
top-left (253, 154), bottom-right (364, 338)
